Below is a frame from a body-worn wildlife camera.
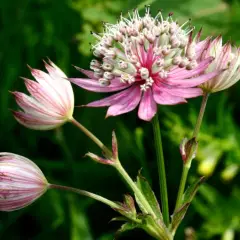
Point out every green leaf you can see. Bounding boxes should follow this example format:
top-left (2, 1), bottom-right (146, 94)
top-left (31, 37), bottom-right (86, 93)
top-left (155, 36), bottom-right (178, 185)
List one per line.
top-left (170, 177), bottom-right (205, 234)
top-left (110, 216), bottom-right (129, 222)
top-left (170, 203), bottom-right (190, 234)
top-left (115, 222), bottom-right (138, 238)
top-left (183, 176), bottom-right (206, 204)
top-left (135, 173), bottom-right (162, 220)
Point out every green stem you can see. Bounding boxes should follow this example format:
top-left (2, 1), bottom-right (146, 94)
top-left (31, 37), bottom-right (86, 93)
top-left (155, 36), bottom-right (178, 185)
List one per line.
top-left (152, 114), bottom-right (169, 226)
top-left (49, 184), bottom-right (120, 209)
top-left (174, 165), bottom-right (190, 212)
top-left (193, 93), bottom-right (209, 138)
top-left (70, 117), bottom-right (157, 219)
top-left (69, 117), bottom-right (112, 158)
top-left (115, 162), bottom-right (157, 219)
top-left (174, 93), bottom-right (209, 211)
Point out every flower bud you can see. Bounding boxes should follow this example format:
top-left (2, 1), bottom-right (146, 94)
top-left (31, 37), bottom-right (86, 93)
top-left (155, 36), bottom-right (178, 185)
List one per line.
top-left (0, 153), bottom-right (48, 211)
top-left (180, 138), bottom-right (198, 165)
top-left (12, 60), bottom-right (74, 130)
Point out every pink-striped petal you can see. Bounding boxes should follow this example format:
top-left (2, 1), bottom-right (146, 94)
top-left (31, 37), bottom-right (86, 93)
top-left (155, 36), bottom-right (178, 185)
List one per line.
top-left (165, 70), bottom-right (221, 87)
top-left (23, 79), bottom-right (65, 115)
top-left (106, 86), bottom-right (141, 117)
top-left (30, 68), bottom-right (69, 110)
top-left (152, 84), bottom-right (187, 105)
top-left (156, 83), bottom-right (203, 98)
top-left (85, 86), bottom-right (135, 107)
top-left (69, 77), bottom-right (129, 92)
top-left (138, 88), bottom-right (157, 121)
top-left (12, 91), bottom-right (62, 118)
top-left (168, 57), bottom-right (214, 80)
top-left (13, 111), bottom-right (64, 130)
top-left (44, 61), bottom-right (74, 111)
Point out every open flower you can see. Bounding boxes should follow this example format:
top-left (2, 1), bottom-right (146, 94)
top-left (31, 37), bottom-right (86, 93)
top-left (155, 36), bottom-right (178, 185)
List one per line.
top-left (70, 8), bottom-right (218, 121)
top-left (12, 60), bottom-right (74, 130)
top-left (200, 36), bottom-right (240, 93)
top-left (0, 153), bottom-right (48, 211)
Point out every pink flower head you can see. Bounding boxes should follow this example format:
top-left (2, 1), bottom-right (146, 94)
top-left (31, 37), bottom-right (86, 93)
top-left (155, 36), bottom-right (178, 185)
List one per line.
top-left (70, 8), bottom-right (219, 121)
top-left (0, 153), bottom-right (48, 211)
top-left (200, 36), bottom-right (240, 93)
top-left (12, 60), bottom-right (74, 130)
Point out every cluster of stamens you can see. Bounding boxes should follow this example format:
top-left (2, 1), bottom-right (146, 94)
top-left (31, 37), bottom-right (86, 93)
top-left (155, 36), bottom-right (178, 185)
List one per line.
top-left (89, 7), bottom-right (198, 91)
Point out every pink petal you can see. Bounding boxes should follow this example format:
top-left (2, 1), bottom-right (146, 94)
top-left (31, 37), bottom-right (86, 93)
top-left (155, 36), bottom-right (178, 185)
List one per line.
top-left (69, 77), bottom-right (129, 92)
top-left (165, 70), bottom-right (220, 87)
top-left (168, 57), bottom-right (214, 80)
top-left (85, 86), bottom-right (134, 107)
top-left (156, 83), bottom-right (203, 98)
top-left (195, 37), bottom-right (211, 59)
top-left (152, 84), bottom-right (187, 105)
top-left (74, 66), bottom-right (97, 79)
top-left (138, 88), bottom-right (157, 121)
top-left (13, 111), bottom-right (64, 130)
top-left (106, 86), bottom-right (141, 117)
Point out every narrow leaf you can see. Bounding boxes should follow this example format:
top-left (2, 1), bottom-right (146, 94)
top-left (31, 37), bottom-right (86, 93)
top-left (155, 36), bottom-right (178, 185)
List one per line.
top-left (171, 203), bottom-right (190, 234)
top-left (182, 176), bottom-right (206, 204)
top-left (115, 222), bottom-right (137, 238)
top-left (170, 177), bottom-right (206, 234)
top-left (136, 173), bottom-right (162, 220)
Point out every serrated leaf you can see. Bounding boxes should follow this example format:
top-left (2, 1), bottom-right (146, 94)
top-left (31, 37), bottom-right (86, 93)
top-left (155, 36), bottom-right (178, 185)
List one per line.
top-left (183, 176), bottom-right (206, 205)
top-left (136, 173), bottom-right (162, 220)
top-left (171, 203), bottom-right (190, 234)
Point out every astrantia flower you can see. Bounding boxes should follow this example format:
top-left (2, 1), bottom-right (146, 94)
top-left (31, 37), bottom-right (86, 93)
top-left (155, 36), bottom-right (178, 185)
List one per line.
top-left (12, 60), bottom-right (74, 130)
top-left (200, 36), bottom-right (240, 93)
top-left (70, 8), bottom-right (218, 121)
top-left (0, 153), bottom-right (48, 211)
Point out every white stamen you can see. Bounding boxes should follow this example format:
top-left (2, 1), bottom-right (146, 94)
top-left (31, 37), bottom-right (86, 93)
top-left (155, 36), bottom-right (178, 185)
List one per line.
top-left (120, 73), bottom-right (135, 84)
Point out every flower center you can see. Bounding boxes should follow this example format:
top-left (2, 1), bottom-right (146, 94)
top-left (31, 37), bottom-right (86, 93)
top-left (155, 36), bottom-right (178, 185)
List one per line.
top-left (89, 7), bottom-right (198, 89)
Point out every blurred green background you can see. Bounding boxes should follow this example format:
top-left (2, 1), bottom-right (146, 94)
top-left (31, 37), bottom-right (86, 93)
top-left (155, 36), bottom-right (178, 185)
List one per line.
top-left (1, 0), bottom-right (240, 239)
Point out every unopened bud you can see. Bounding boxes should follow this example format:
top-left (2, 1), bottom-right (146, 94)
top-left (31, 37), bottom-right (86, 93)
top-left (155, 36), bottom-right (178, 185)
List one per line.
top-left (0, 153), bottom-right (48, 211)
top-left (180, 137), bottom-right (198, 165)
